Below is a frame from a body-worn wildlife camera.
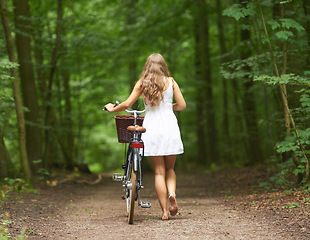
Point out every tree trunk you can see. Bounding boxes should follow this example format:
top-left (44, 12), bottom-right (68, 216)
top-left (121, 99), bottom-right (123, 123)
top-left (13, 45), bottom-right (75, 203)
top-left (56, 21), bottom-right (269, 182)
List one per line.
top-left (31, 0), bottom-right (46, 100)
top-left (193, 1), bottom-right (207, 166)
top-left (303, 0), bottom-right (310, 68)
top-left (231, 78), bottom-right (248, 161)
top-left (0, 0), bottom-right (32, 180)
top-left (303, 0), bottom-right (310, 130)
top-left (228, 21), bottom-right (249, 162)
top-left (61, 68), bottom-right (75, 168)
top-left (43, 0), bottom-right (63, 168)
top-left (216, 0), bottom-right (230, 159)
top-left (193, 0), bottom-right (218, 167)
top-left (239, 0), bottom-right (263, 164)
top-left (13, 0), bottom-right (42, 167)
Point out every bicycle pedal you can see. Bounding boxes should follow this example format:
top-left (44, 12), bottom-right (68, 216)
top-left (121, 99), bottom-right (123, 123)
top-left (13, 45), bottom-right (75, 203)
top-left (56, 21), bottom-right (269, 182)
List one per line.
top-left (112, 173), bottom-right (123, 182)
top-left (140, 201), bottom-right (151, 208)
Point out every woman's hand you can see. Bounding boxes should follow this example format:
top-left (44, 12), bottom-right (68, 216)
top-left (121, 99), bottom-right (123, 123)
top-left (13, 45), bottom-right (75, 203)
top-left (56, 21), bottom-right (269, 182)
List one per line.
top-left (104, 103), bottom-right (115, 112)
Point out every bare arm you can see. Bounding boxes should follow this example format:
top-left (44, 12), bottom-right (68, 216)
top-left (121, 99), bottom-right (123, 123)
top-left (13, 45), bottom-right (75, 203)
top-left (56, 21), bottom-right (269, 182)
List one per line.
top-left (105, 81), bottom-right (142, 113)
top-left (172, 79), bottom-right (186, 111)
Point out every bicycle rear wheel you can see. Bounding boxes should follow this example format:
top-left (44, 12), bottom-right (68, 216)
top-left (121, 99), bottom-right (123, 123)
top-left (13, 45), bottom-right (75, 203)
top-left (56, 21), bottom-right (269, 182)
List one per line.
top-left (127, 167), bottom-right (136, 224)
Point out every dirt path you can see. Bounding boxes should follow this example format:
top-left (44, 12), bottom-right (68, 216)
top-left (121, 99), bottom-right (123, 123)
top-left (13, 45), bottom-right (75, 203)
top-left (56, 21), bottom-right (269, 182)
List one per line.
top-left (1, 167), bottom-right (309, 239)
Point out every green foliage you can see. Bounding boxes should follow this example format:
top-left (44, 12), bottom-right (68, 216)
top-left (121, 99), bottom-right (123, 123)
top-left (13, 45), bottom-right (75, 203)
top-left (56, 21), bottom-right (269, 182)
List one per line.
top-left (268, 18), bottom-right (304, 41)
top-left (275, 30), bottom-right (294, 41)
top-left (267, 89), bottom-right (309, 186)
top-left (223, 2), bottom-right (256, 20)
top-left (285, 202), bottom-right (301, 209)
top-left (2, 178), bottom-right (39, 194)
top-left (270, 19), bottom-right (305, 44)
top-left (0, 60), bottom-right (19, 78)
top-left (267, 20), bottom-right (281, 30)
top-left (0, 59), bottom-right (19, 171)
top-left (225, 194), bottom-right (234, 199)
top-left (279, 18), bottom-right (304, 31)
top-left (0, 224), bottom-right (28, 240)
top-left (223, 0), bottom-right (305, 38)
top-left (254, 74), bottom-right (310, 86)
top-left (270, 158), bottom-right (295, 187)
top-left (255, 70), bottom-right (310, 187)
top-left (0, 225), bottom-right (12, 240)
top-left (0, 0), bottom-right (309, 178)
top-left (300, 92), bottom-right (310, 110)
top-left (259, 181), bottom-right (273, 190)
top-left (0, 60), bottom-right (16, 134)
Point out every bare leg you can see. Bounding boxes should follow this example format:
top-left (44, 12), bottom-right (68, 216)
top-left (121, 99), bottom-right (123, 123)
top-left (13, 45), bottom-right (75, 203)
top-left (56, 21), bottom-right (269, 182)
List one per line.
top-left (150, 156), bottom-right (169, 220)
top-left (164, 155), bottom-right (177, 194)
top-left (164, 155), bottom-right (178, 216)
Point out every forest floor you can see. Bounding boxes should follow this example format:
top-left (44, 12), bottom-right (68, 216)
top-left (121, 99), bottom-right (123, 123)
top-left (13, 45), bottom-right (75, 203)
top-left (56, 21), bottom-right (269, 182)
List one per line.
top-left (1, 166), bottom-right (310, 240)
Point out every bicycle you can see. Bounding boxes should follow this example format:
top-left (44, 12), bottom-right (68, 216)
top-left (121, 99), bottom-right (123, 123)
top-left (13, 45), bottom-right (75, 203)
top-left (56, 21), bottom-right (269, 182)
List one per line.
top-left (104, 104), bottom-right (151, 224)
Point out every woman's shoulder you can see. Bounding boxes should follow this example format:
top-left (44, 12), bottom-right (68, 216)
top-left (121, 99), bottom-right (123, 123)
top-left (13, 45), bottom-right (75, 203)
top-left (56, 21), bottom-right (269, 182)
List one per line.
top-left (166, 76), bottom-right (174, 84)
top-left (168, 77), bottom-right (179, 89)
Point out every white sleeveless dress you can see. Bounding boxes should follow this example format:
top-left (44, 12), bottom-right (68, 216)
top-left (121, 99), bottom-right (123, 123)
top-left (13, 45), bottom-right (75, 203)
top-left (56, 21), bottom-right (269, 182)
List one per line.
top-left (142, 78), bottom-right (184, 156)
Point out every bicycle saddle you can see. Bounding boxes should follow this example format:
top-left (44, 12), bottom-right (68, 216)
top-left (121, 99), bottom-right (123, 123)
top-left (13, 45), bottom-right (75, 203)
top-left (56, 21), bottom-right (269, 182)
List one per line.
top-left (127, 125), bottom-right (146, 133)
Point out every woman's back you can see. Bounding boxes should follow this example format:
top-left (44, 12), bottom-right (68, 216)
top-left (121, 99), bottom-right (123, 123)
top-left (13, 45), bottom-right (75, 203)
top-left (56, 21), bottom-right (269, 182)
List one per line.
top-left (144, 77), bottom-right (173, 112)
top-left (142, 78), bottom-right (183, 156)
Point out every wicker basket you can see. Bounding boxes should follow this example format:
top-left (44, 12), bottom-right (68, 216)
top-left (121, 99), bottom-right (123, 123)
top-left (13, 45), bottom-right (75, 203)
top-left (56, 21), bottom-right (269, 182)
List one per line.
top-left (114, 115), bottom-right (144, 143)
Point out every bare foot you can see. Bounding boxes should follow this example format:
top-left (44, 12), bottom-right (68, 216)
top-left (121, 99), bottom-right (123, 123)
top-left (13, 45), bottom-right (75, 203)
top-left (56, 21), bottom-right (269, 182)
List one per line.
top-left (162, 211), bottom-right (170, 220)
top-left (169, 193), bottom-right (178, 216)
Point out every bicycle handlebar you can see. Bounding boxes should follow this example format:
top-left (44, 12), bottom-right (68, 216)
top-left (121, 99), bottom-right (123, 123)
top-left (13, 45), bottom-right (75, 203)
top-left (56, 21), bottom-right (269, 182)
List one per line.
top-left (125, 109), bottom-right (145, 114)
top-left (125, 109), bottom-right (145, 120)
top-left (103, 101), bottom-right (145, 117)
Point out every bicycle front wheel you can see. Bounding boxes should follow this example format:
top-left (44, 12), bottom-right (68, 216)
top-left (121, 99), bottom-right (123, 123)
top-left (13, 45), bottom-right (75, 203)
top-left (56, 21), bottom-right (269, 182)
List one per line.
top-left (128, 167), bottom-right (136, 224)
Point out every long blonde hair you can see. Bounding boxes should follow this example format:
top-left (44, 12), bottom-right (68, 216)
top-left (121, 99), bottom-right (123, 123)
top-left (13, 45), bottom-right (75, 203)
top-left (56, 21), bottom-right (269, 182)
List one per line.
top-left (139, 53), bottom-right (171, 107)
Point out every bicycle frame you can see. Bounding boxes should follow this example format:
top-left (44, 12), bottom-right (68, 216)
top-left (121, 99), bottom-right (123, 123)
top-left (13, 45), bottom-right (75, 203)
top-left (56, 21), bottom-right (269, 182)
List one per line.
top-left (125, 142), bottom-right (143, 181)
top-left (111, 107), bottom-right (151, 224)
top-left (124, 109), bottom-right (145, 176)
top-left (124, 109), bottom-right (145, 200)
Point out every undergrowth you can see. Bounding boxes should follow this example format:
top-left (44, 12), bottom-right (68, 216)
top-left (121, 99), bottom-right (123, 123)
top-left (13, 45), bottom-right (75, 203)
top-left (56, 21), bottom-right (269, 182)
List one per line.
top-left (0, 178), bottom-right (39, 239)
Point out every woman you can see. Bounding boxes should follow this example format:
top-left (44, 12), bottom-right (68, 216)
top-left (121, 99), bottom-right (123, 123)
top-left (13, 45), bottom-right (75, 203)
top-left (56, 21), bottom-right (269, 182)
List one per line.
top-left (105, 53), bottom-right (186, 220)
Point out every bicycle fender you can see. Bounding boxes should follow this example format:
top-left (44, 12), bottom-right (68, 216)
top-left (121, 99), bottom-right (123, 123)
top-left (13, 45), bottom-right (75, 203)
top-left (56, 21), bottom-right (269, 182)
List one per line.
top-left (132, 149), bottom-right (139, 172)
